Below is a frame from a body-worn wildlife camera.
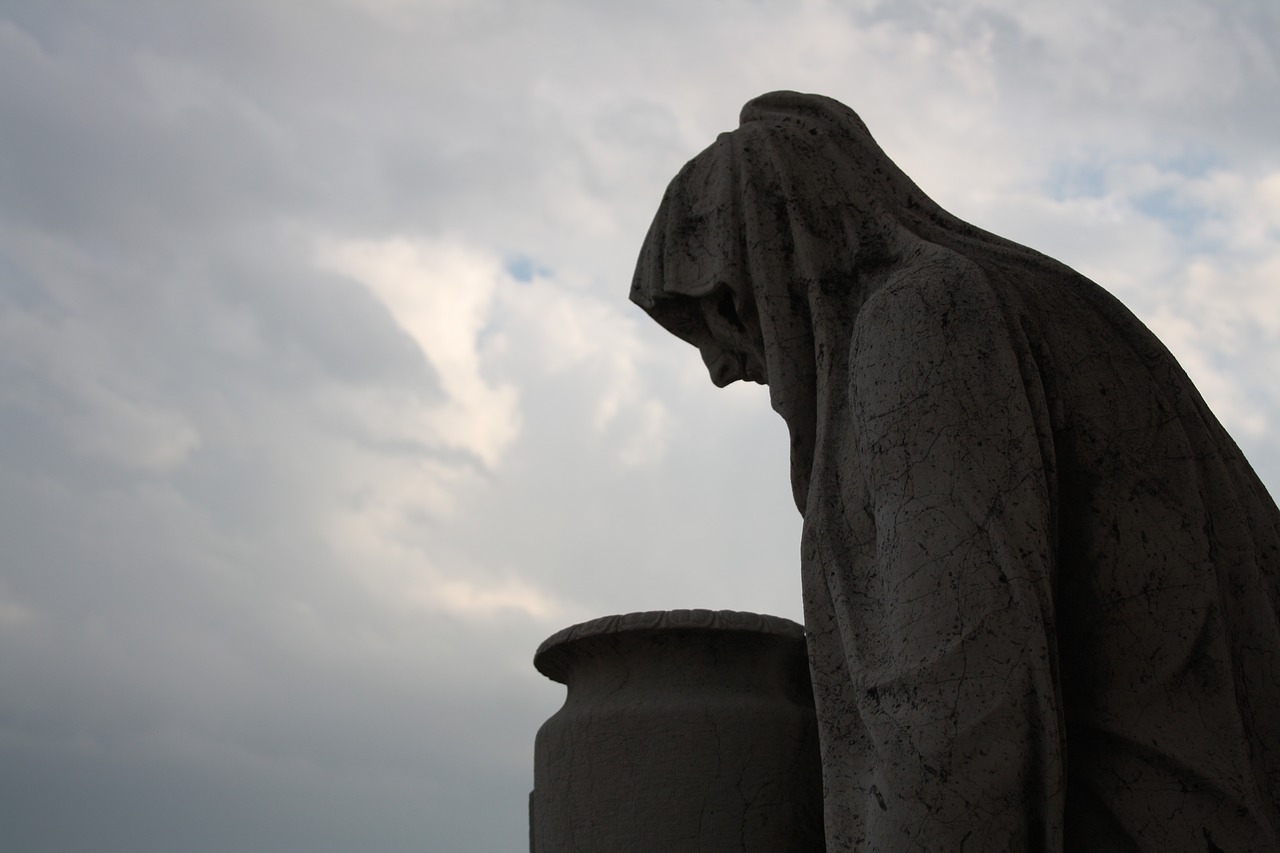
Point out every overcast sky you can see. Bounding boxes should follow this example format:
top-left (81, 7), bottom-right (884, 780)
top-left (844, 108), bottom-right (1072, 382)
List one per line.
top-left (1, 1), bottom-right (1277, 850)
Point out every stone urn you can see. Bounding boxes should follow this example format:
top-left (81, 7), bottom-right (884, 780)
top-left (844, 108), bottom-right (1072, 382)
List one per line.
top-left (530, 609), bottom-right (824, 852)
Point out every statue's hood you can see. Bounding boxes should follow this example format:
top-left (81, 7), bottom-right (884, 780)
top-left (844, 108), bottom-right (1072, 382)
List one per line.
top-left (630, 91), bottom-right (978, 511)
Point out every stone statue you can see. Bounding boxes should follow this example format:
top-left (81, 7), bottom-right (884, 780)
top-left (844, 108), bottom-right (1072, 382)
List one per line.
top-left (631, 91), bottom-right (1280, 851)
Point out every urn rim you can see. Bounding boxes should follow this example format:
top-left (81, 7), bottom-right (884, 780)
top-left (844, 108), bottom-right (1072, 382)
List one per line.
top-left (533, 609), bottom-right (806, 683)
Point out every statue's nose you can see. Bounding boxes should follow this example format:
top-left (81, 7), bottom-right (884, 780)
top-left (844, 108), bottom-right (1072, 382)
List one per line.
top-left (706, 350), bottom-right (742, 387)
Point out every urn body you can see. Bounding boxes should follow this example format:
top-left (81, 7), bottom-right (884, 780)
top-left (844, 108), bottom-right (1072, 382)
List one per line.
top-left (530, 609), bottom-right (824, 852)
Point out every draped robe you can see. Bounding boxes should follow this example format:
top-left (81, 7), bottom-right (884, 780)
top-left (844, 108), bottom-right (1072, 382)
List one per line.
top-left (630, 91), bottom-right (1280, 851)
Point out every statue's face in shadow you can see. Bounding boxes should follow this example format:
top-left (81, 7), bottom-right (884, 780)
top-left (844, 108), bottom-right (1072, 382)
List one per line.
top-left (696, 288), bottom-right (767, 387)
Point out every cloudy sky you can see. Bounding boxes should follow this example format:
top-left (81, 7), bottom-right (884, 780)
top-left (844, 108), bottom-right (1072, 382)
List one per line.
top-left (0, 1), bottom-right (1277, 850)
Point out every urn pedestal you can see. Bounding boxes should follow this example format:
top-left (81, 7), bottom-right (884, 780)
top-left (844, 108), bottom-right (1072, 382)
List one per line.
top-left (530, 609), bottom-right (824, 852)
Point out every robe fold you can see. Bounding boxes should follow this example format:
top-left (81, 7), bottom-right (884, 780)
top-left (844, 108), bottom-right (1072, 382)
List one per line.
top-left (631, 91), bottom-right (1280, 851)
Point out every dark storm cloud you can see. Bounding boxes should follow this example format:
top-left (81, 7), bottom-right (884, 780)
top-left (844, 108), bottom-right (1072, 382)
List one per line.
top-left (0, 6), bottom-right (516, 848)
top-left (0, 21), bottom-right (306, 245)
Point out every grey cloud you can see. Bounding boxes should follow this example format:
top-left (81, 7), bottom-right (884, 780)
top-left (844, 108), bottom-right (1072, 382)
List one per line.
top-left (0, 26), bottom-right (308, 247)
top-left (0, 1), bottom-right (1276, 851)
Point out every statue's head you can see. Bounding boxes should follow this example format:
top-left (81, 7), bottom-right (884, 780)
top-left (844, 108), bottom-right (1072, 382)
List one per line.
top-left (630, 90), bottom-right (943, 377)
top-left (629, 91), bottom-right (961, 510)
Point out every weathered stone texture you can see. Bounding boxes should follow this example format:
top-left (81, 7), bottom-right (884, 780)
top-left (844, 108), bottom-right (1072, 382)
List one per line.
top-left (531, 610), bottom-right (824, 852)
top-left (631, 91), bottom-right (1280, 851)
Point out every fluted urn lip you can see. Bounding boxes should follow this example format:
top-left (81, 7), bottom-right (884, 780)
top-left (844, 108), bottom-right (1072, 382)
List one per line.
top-left (534, 609), bottom-right (806, 683)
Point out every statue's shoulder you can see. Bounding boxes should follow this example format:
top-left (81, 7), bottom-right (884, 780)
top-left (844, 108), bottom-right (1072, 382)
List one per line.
top-left (852, 246), bottom-right (1005, 352)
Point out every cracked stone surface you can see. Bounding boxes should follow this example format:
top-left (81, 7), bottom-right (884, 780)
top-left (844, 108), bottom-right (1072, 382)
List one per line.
top-left (531, 610), bottom-right (824, 852)
top-left (630, 91), bottom-right (1280, 852)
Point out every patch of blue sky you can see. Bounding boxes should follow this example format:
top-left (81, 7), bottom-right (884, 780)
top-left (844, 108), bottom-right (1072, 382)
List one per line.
top-left (1045, 146), bottom-right (1225, 251)
top-left (504, 254), bottom-right (552, 284)
top-left (1131, 186), bottom-right (1212, 247)
top-left (1137, 147), bottom-right (1224, 251)
top-left (1043, 158), bottom-right (1110, 202)
top-left (1045, 145), bottom-right (1222, 201)
top-left (1154, 146), bottom-right (1221, 181)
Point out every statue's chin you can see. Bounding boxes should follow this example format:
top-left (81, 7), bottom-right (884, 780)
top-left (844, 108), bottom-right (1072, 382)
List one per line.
top-left (787, 418), bottom-right (816, 517)
top-left (790, 462), bottom-right (810, 516)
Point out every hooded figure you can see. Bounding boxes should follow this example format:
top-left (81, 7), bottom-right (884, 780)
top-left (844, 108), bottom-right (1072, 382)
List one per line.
top-left (631, 91), bottom-right (1280, 851)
